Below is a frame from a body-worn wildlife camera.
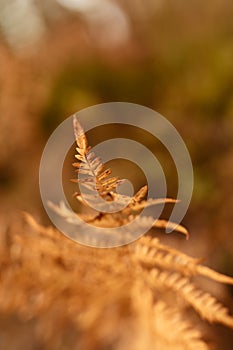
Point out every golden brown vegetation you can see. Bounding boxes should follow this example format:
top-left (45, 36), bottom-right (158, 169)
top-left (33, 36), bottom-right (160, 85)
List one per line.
top-left (36, 117), bottom-right (233, 349)
top-left (49, 116), bottom-right (189, 239)
top-left (0, 210), bottom-right (232, 350)
top-left (0, 2), bottom-right (233, 349)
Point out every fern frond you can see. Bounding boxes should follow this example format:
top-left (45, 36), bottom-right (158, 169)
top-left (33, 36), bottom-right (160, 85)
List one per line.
top-left (133, 238), bottom-right (200, 276)
top-left (72, 116), bottom-right (123, 198)
top-left (46, 117), bottom-right (190, 240)
top-left (46, 117), bottom-right (233, 340)
top-left (196, 265), bottom-right (233, 285)
top-left (131, 281), bottom-right (208, 350)
top-left (147, 268), bottom-right (233, 328)
top-left (127, 216), bottom-right (189, 239)
top-left (152, 219), bottom-right (189, 238)
top-left (73, 116), bottom-right (89, 155)
top-left (122, 197), bottom-right (178, 213)
top-left (151, 301), bottom-right (209, 350)
top-left (6, 214), bottom-right (233, 349)
top-left (48, 200), bottom-right (80, 224)
top-left (136, 236), bottom-right (233, 284)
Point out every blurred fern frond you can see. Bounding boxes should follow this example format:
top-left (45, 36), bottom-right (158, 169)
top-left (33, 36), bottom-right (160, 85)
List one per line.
top-left (42, 117), bottom-right (233, 349)
top-left (0, 214), bottom-right (232, 349)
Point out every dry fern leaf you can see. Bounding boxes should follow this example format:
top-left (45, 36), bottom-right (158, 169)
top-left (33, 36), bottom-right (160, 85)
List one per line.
top-left (48, 116), bottom-right (189, 239)
top-left (145, 268), bottom-right (233, 328)
top-left (152, 219), bottom-right (189, 238)
top-left (133, 237), bottom-right (203, 276)
top-left (136, 236), bottom-right (233, 284)
top-left (151, 301), bottom-right (209, 350)
top-left (48, 200), bottom-right (82, 225)
top-left (72, 116), bottom-right (124, 198)
top-left (125, 215), bottom-right (189, 239)
top-left (130, 281), bottom-right (209, 350)
top-left (132, 236), bottom-right (233, 329)
top-left (47, 200), bottom-right (189, 240)
top-left (122, 197), bottom-right (179, 213)
top-left (13, 214), bottom-right (233, 350)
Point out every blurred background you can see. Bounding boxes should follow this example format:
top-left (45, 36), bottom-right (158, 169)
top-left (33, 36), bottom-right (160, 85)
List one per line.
top-left (0, 0), bottom-right (232, 348)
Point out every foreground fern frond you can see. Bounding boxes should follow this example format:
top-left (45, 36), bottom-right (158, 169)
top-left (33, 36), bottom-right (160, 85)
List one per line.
top-left (43, 117), bottom-right (233, 349)
top-left (1, 213), bottom-right (232, 350)
top-left (131, 283), bottom-right (209, 350)
top-left (144, 268), bottom-right (233, 328)
top-left (135, 235), bottom-right (233, 284)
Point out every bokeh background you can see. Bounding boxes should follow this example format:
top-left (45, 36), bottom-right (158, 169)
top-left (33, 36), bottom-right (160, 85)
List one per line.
top-left (0, 0), bottom-right (232, 348)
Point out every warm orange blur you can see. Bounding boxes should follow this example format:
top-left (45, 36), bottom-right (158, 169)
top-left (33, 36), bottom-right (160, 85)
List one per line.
top-left (0, 1), bottom-right (232, 348)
